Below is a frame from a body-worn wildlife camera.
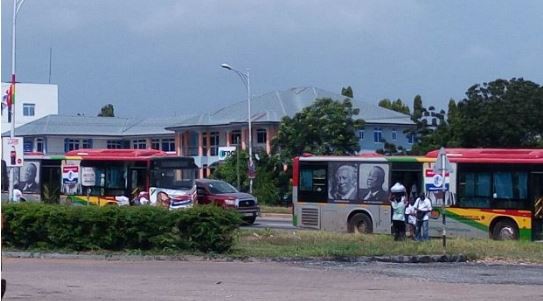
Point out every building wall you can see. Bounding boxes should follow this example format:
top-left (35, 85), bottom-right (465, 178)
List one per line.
top-left (1, 83), bottom-right (59, 131)
top-left (358, 124), bottom-right (415, 152)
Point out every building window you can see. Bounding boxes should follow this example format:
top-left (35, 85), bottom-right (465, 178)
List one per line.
top-left (392, 129), bottom-right (397, 141)
top-left (23, 138), bottom-right (33, 152)
top-left (161, 138), bottom-right (175, 152)
top-left (407, 133), bottom-right (414, 144)
top-left (257, 129), bottom-right (267, 144)
top-left (107, 140), bottom-right (123, 149)
top-left (36, 138), bottom-right (44, 152)
top-left (209, 132), bottom-right (219, 156)
top-left (23, 103), bottom-right (35, 116)
top-left (358, 130), bottom-right (364, 140)
top-left (82, 139), bottom-right (92, 149)
top-left (373, 128), bottom-right (383, 143)
top-left (64, 138), bottom-right (92, 152)
top-left (231, 130), bottom-right (241, 145)
top-left (64, 139), bottom-right (79, 152)
top-left (132, 139), bottom-right (146, 149)
top-left (151, 139), bottom-right (160, 150)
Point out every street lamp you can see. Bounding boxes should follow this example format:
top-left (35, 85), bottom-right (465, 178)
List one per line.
top-left (8, 0), bottom-right (26, 201)
top-left (221, 63), bottom-right (254, 193)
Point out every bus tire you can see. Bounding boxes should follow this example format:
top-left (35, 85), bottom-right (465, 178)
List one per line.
top-left (492, 219), bottom-right (518, 240)
top-left (348, 213), bottom-right (373, 234)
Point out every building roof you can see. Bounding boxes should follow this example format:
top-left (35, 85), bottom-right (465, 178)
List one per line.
top-left (166, 87), bottom-right (414, 130)
top-left (3, 86), bottom-right (414, 137)
top-left (1, 115), bottom-right (193, 137)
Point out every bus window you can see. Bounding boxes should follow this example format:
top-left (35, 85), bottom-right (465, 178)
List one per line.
top-left (458, 172), bottom-right (491, 208)
top-left (493, 172), bottom-right (528, 209)
top-left (298, 163), bottom-right (327, 203)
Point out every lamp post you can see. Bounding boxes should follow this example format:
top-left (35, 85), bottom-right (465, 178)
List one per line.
top-left (8, 0), bottom-right (26, 201)
top-left (221, 63), bottom-right (254, 193)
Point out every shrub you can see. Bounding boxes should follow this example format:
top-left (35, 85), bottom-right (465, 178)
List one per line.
top-left (2, 203), bottom-right (241, 253)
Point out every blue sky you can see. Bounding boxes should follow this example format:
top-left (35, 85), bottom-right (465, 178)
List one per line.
top-left (2, 1), bottom-right (542, 118)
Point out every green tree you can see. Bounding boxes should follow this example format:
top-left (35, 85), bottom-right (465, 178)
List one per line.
top-left (98, 104), bottom-right (115, 117)
top-left (453, 78), bottom-right (543, 147)
top-left (272, 98), bottom-right (365, 161)
top-left (212, 149), bottom-right (289, 205)
top-left (341, 86), bottom-right (353, 98)
top-left (378, 98), bottom-right (410, 115)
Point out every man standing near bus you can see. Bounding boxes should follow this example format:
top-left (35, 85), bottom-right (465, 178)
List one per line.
top-left (390, 183), bottom-right (407, 241)
top-left (414, 193), bottom-right (432, 241)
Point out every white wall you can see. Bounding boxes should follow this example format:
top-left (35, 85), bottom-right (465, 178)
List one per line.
top-left (1, 83), bottom-right (59, 131)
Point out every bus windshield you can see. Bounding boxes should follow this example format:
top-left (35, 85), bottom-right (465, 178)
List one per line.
top-left (151, 168), bottom-right (195, 190)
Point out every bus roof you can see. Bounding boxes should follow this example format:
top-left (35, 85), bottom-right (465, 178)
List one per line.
top-left (64, 148), bottom-right (169, 161)
top-left (425, 148), bottom-right (543, 164)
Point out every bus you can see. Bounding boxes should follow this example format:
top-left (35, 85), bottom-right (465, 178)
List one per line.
top-left (424, 148), bottom-right (543, 241)
top-left (292, 148), bottom-right (543, 241)
top-left (61, 149), bottom-right (198, 209)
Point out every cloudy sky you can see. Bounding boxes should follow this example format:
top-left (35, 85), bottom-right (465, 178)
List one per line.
top-left (2, 1), bottom-right (542, 118)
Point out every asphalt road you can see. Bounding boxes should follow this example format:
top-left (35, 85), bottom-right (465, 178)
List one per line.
top-left (245, 214), bottom-right (295, 230)
top-left (2, 257), bottom-right (542, 301)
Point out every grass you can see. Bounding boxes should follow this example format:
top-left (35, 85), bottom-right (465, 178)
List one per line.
top-left (230, 229), bottom-right (543, 263)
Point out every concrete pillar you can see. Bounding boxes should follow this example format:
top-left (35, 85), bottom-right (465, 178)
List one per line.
top-left (241, 127), bottom-right (247, 150)
top-left (176, 131), bottom-right (183, 156)
top-left (266, 127), bottom-right (272, 154)
top-left (198, 131), bottom-right (203, 156)
top-left (226, 130), bottom-right (231, 146)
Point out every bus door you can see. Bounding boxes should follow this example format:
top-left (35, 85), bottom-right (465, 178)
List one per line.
top-left (41, 160), bottom-right (62, 203)
top-left (530, 172), bottom-right (543, 240)
top-left (390, 162), bottom-right (423, 201)
top-left (128, 167), bottom-right (147, 196)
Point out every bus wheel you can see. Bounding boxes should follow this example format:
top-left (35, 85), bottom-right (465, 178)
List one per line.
top-left (348, 213), bottom-right (373, 234)
top-left (492, 220), bottom-right (518, 240)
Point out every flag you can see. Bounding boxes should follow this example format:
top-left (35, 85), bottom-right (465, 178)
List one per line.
top-left (3, 85), bottom-right (13, 122)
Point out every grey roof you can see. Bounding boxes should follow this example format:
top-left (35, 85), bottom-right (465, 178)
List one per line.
top-left (167, 87), bottom-right (414, 130)
top-left (2, 115), bottom-right (194, 137)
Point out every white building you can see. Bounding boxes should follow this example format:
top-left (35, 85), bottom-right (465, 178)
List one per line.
top-left (1, 82), bottom-right (59, 132)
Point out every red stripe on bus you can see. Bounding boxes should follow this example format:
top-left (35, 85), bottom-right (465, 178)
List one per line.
top-left (292, 157), bottom-right (299, 186)
top-left (480, 209), bottom-right (532, 218)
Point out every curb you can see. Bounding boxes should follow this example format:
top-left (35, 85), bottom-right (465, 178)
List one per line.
top-left (1, 251), bottom-right (466, 264)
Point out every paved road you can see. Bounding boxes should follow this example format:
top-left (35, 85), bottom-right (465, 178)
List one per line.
top-left (246, 214), bottom-right (295, 230)
top-left (2, 257), bottom-right (542, 300)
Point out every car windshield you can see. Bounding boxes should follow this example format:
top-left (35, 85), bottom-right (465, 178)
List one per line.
top-left (208, 181), bottom-right (238, 194)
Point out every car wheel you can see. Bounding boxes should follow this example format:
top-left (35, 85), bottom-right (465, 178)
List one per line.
top-left (243, 216), bottom-right (257, 225)
top-left (348, 213), bottom-right (373, 234)
top-left (492, 220), bottom-right (518, 240)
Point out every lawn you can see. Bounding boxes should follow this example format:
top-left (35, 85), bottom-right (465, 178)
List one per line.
top-left (230, 229), bottom-right (543, 263)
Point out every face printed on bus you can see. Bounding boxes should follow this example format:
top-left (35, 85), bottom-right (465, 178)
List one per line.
top-left (336, 165), bottom-right (356, 195)
top-left (157, 191), bottom-right (170, 208)
top-left (366, 166), bottom-right (385, 191)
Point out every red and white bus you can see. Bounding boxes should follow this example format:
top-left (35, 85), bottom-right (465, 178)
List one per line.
top-left (292, 149), bottom-right (543, 240)
top-left (61, 149), bottom-right (198, 209)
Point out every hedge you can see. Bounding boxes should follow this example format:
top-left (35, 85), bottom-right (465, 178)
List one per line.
top-left (1, 203), bottom-right (242, 253)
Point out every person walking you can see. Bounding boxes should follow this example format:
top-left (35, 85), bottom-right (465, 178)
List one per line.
top-left (389, 182), bottom-right (407, 241)
top-left (414, 192), bottom-right (432, 241)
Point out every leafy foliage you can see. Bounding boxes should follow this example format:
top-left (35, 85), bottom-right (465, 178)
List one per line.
top-left (452, 78), bottom-right (543, 147)
top-left (2, 203), bottom-right (241, 253)
top-left (98, 104), bottom-right (115, 117)
top-left (378, 98), bottom-right (411, 115)
top-left (341, 86), bottom-right (353, 98)
top-left (212, 150), bottom-right (290, 205)
top-left (272, 98), bottom-right (364, 161)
